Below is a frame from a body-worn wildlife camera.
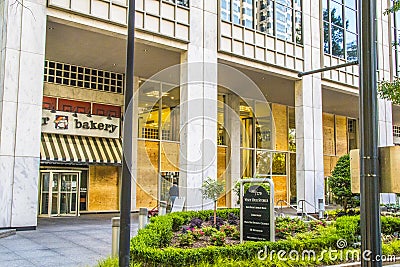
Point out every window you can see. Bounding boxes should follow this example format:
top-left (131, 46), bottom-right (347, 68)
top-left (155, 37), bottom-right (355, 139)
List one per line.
top-left (323, 0), bottom-right (358, 60)
top-left (44, 60), bottom-right (124, 94)
top-left (138, 80), bottom-right (180, 141)
top-left (392, 1), bottom-right (400, 76)
top-left (221, 0), bottom-right (302, 44)
top-left (394, 125), bottom-right (400, 138)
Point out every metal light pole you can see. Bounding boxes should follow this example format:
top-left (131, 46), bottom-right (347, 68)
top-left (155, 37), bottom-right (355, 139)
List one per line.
top-left (119, 0), bottom-right (135, 266)
top-left (359, 0), bottom-right (381, 266)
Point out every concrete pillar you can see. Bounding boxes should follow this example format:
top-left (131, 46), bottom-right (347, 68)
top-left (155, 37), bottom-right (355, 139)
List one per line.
top-left (0, 0), bottom-right (47, 228)
top-left (295, 0), bottom-right (324, 213)
top-left (179, 1), bottom-right (218, 210)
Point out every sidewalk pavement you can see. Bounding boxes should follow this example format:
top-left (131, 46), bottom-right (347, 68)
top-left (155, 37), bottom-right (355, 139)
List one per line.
top-left (0, 213), bottom-right (138, 267)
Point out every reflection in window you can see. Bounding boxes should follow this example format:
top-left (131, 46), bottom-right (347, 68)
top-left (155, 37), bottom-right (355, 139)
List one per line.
top-left (255, 101), bottom-right (273, 149)
top-left (241, 149), bottom-right (254, 177)
top-left (240, 100), bottom-right (254, 148)
top-left (392, 1), bottom-right (400, 76)
top-left (323, 0), bottom-right (358, 60)
top-left (138, 80), bottom-right (180, 141)
top-left (221, 0), bottom-right (303, 44)
top-left (218, 95), bottom-right (227, 145)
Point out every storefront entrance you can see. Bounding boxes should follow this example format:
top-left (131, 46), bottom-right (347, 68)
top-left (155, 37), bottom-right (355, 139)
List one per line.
top-left (39, 171), bottom-right (81, 216)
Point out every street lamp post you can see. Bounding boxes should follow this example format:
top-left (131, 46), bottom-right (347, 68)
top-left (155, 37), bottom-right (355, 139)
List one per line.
top-left (359, 0), bottom-right (381, 266)
top-left (119, 0), bottom-right (135, 266)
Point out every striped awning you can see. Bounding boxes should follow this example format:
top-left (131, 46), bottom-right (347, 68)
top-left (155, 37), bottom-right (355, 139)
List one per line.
top-left (40, 133), bottom-right (122, 165)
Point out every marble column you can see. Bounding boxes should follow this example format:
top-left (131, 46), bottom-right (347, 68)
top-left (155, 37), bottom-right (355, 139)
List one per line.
top-left (295, 0), bottom-right (324, 214)
top-left (179, 1), bottom-right (218, 210)
top-left (0, 0), bottom-right (47, 228)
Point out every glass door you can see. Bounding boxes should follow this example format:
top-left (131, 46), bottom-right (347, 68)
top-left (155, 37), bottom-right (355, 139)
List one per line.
top-left (40, 172), bottom-right (50, 215)
top-left (39, 171), bottom-right (80, 217)
top-left (59, 173), bottom-right (78, 215)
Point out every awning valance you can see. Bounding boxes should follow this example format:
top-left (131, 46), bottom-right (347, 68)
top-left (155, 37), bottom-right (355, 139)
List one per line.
top-left (40, 133), bottom-right (122, 165)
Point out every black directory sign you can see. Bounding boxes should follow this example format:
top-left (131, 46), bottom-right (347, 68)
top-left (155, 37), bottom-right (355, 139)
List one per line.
top-left (242, 185), bottom-right (272, 241)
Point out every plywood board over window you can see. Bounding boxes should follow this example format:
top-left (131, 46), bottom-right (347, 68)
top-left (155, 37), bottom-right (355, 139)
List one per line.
top-left (335, 116), bottom-right (348, 156)
top-left (136, 140), bottom-right (158, 208)
top-left (272, 104), bottom-right (288, 151)
top-left (323, 113), bottom-right (335, 155)
top-left (217, 146), bottom-right (227, 207)
top-left (160, 142), bottom-right (179, 172)
top-left (88, 166), bottom-right (119, 211)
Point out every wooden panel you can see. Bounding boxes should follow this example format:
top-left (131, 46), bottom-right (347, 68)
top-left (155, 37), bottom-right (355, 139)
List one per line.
top-left (136, 140), bottom-right (158, 208)
top-left (88, 166), bottom-right (119, 211)
top-left (272, 104), bottom-right (288, 151)
top-left (335, 116), bottom-right (348, 156)
top-left (324, 155), bottom-right (331, 177)
top-left (217, 146), bottom-right (227, 207)
top-left (160, 142), bottom-right (179, 171)
top-left (272, 175), bottom-right (287, 205)
top-left (323, 113), bottom-right (335, 155)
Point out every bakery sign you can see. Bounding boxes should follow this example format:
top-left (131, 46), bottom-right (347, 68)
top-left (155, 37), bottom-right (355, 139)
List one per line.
top-left (41, 110), bottom-right (120, 139)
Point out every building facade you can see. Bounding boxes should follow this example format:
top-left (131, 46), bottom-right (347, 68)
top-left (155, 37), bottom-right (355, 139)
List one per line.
top-left (0, 0), bottom-right (399, 228)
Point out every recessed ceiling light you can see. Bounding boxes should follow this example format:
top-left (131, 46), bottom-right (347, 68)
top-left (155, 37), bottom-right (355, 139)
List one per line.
top-left (113, 63), bottom-right (117, 66)
top-left (48, 27), bottom-right (55, 30)
top-left (171, 96), bottom-right (175, 99)
top-left (144, 49), bottom-right (148, 52)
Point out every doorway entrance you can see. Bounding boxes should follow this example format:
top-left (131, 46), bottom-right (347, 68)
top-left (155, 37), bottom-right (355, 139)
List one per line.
top-left (39, 170), bottom-right (81, 216)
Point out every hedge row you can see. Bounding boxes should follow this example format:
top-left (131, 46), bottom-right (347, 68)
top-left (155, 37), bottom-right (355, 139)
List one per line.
top-left (130, 209), bottom-right (341, 266)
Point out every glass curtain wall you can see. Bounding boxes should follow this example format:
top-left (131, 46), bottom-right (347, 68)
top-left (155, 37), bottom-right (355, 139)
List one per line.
top-left (137, 79), bottom-right (180, 207)
top-left (221, 0), bottom-right (303, 44)
top-left (323, 0), bottom-right (358, 60)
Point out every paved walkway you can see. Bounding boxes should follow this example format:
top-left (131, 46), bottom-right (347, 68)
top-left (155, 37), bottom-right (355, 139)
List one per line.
top-left (0, 214), bottom-right (138, 267)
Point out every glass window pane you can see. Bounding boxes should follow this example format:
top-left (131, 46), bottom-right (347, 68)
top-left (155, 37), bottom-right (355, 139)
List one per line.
top-left (256, 150), bottom-right (272, 175)
top-left (322, 0), bottom-right (328, 18)
top-left (272, 153), bottom-right (286, 175)
top-left (217, 95), bottom-right (227, 145)
top-left (345, 0), bottom-right (356, 9)
top-left (241, 149), bottom-right (254, 177)
top-left (221, 0), bottom-right (231, 21)
top-left (346, 32), bottom-right (358, 60)
top-left (255, 101), bottom-right (273, 149)
top-left (295, 10), bottom-right (302, 44)
top-left (345, 7), bottom-right (356, 33)
top-left (331, 25), bottom-right (344, 58)
top-left (240, 101), bottom-right (254, 147)
top-left (330, 1), bottom-right (343, 27)
top-left (161, 85), bottom-right (180, 141)
top-left (324, 22), bottom-right (331, 53)
top-left (138, 81), bottom-right (160, 139)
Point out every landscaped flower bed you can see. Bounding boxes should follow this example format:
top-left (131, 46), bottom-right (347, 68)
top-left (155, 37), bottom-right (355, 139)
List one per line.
top-left (98, 209), bottom-right (400, 267)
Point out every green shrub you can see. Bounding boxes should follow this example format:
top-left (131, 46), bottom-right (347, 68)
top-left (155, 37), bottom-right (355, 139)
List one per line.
top-left (275, 217), bottom-right (307, 238)
top-left (178, 232), bottom-right (195, 246)
top-left (190, 228), bottom-right (205, 240)
top-left (203, 226), bottom-right (218, 236)
top-left (210, 231), bottom-right (226, 246)
top-left (127, 208), bottom-right (400, 266)
top-left (328, 154), bottom-right (360, 212)
top-left (220, 225), bottom-right (237, 237)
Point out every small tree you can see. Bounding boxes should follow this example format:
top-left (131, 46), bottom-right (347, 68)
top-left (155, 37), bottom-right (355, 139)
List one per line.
top-left (202, 177), bottom-right (225, 226)
top-left (328, 154), bottom-right (359, 212)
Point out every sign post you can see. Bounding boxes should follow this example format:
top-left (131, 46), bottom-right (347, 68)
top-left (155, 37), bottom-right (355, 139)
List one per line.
top-left (240, 178), bottom-right (274, 243)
